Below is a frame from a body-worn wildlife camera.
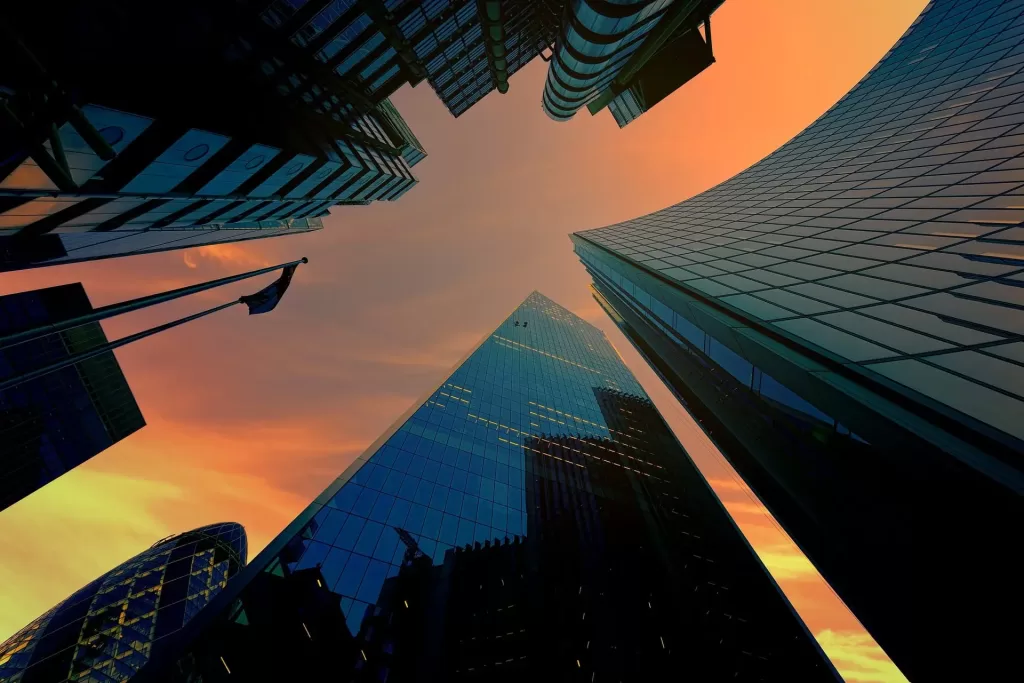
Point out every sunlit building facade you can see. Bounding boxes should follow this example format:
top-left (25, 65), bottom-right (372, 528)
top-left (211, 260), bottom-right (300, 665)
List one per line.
top-left (0, 283), bottom-right (144, 511)
top-left (573, 1), bottom-right (1024, 680)
top-left (133, 292), bottom-right (839, 682)
top-left (0, 0), bottom-right (421, 272)
top-left (0, 523), bottom-right (247, 683)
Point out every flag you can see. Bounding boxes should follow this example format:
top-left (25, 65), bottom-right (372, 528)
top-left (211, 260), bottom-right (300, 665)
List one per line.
top-left (240, 264), bottom-right (299, 315)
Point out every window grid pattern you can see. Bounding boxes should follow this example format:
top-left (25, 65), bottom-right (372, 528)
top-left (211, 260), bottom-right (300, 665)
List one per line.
top-left (0, 523), bottom-right (246, 683)
top-left (576, 239), bottom-right (867, 442)
top-left (402, 0), bottom-right (558, 117)
top-left (273, 292), bottom-right (647, 635)
top-left (577, 0), bottom-right (1024, 443)
top-left (2, 2), bottom-right (424, 273)
top-left (204, 292), bottom-right (843, 680)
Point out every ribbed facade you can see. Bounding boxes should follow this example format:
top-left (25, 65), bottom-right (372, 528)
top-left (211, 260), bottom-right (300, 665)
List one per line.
top-left (542, 0), bottom-right (673, 121)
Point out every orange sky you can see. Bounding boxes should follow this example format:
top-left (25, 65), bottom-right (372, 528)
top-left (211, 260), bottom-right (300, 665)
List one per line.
top-left (0, 2), bottom-right (927, 680)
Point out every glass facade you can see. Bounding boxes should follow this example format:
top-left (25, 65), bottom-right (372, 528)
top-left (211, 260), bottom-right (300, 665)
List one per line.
top-left (0, 0), bottom-right (422, 272)
top-left (0, 523), bottom-right (247, 683)
top-left (391, 0), bottom-right (563, 117)
top-left (573, 2), bottom-right (1024, 680)
top-left (0, 283), bottom-right (145, 511)
top-left (1, 0), bottom-right (723, 275)
top-left (134, 292), bottom-right (838, 682)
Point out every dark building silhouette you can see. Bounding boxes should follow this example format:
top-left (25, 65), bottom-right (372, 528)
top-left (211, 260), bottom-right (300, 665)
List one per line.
top-left (0, 283), bottom-right (144, 511)
top-left (133, 292), bottom-right (838, 682)
top-left (0, 0), bottom-right (424, 272)
top-left (1, 0), bottom-right (725, 271)
top-left (0, 523), bottom-right (247, 682)
top-left (571, 2), bottom-right (1024, 678)
top-left (162, 567), bottom-right (359, 682)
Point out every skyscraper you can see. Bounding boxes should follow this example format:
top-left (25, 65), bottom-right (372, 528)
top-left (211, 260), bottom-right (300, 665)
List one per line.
top-left (573, 1), bottom-right (1024, 679)
top-left (133, 292), bottom-right (839, 682)
top-left (0, 283), bottom-right (145, 511)
top-left (1, 0), bottom-right (725, 273)
top-left (0, 522), bottom-right (247, 683)
top-left (0, 0), bottom-right (423, 272)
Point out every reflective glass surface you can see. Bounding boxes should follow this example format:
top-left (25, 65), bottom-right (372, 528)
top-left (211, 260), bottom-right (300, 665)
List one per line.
top-left (148, 293), bottom-right (837, 682)
top-left (574, 240), bottom-right (1022, 682)
top-left (573, 4), bottom-right (1024, 678)
top-left (0, 523), bottom-right (246, 683)
top-left (0, 283), bottom-right (145, 511)
top-left (576, 0), bottom-right (1024, 447)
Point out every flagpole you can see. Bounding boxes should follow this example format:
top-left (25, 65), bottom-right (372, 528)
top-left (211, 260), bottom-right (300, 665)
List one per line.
top-left (0, 299), bottom-right (242, 394)
top-left (0, 257), bottom-right (308, 351)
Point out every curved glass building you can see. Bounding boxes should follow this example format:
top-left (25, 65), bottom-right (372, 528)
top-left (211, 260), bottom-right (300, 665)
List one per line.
top-left (574, 1), bottom-right (1024, 680)
top-left (0, 522), bottom-right (247, 683)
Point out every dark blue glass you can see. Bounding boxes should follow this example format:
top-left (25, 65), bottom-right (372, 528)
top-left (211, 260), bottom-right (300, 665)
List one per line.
top-left (150, 293), bottom-right (838, 682)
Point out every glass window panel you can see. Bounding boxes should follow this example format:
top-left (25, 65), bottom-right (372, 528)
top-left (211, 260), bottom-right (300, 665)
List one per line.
top-left (872, 360), bottom-right (1024, 440)
top-left (775, 318), bottom-right (896, 361)
top-left (354, 521), bottom-right (384, 556)
top-left (369, 494), bottom-right (395, 522)
top-left (438, 513), bottom-right (459, 545)
top-left (707, 338), bottom-right (754, 386)
top-left (320, 549), bottom-right (351, 590)
top-left (817, 312), bottom-right (952, 354)
top-left (372, 528), bottom-right (400, 562)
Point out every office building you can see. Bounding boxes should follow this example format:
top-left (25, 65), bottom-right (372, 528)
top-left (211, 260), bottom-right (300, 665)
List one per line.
top-left (0, 283), bottom-right (144, 511)
top-left (544, 0), bottom-right (723, 125)
top-left (133, 292), bottom-right (839, 682)
top-left (1, 0), bottom-right (725, 273)
top-left (0, 0), bottom-right (423, 272)
top-left (573, 0), bottom-right (1024, 679)
top-left (0, 522), bottom-right (247, 683)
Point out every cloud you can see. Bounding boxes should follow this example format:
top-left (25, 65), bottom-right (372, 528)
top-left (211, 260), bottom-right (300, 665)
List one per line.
top-left (815, 629), bottom-right (909, 683)
top-left (181, 243), bottom-right (272, 271)
top-left (753, 544), bottom-right (820, 581)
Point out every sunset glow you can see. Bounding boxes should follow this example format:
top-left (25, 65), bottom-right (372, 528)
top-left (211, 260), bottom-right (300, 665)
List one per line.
top-left (0, 2), bottom-right (929, 681)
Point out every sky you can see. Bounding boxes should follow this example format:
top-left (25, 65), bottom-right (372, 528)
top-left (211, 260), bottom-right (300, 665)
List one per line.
top-left (0, 1), bottom-right (928, 680)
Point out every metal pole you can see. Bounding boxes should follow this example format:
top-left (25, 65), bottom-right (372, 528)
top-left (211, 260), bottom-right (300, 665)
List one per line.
top-left (0, 257), bottom-right (307, 351)
top-left (0, 300), bottom-right (241, 394)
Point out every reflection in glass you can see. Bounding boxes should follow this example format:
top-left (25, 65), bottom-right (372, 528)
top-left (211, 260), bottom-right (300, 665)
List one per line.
top-left (140, 293), bottom-right (838, 682)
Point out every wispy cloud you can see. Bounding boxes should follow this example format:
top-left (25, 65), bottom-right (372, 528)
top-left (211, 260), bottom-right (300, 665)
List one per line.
top-left (182, 243), bottom-right (272, 271)
top-left (754, 544), bottom-right (820, 580)
top-left (815, 629), bottom-right (909, 683)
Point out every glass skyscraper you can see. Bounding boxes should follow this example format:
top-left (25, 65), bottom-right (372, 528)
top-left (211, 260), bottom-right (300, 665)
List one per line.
top-left (0, 0), bottom-right (727, 272)
top-left (132, 292), bottom-right (838, 682)
top-left (573, 1), bottom-right (1024, 680)
top-left (1, 0), bottom-right (724, 276)
top-left (0, 283), bottom-right (145, 511)
top-left (0, 1), bottom-right (423, 272)
top-left (0, 522), bottom-right (247, 683)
